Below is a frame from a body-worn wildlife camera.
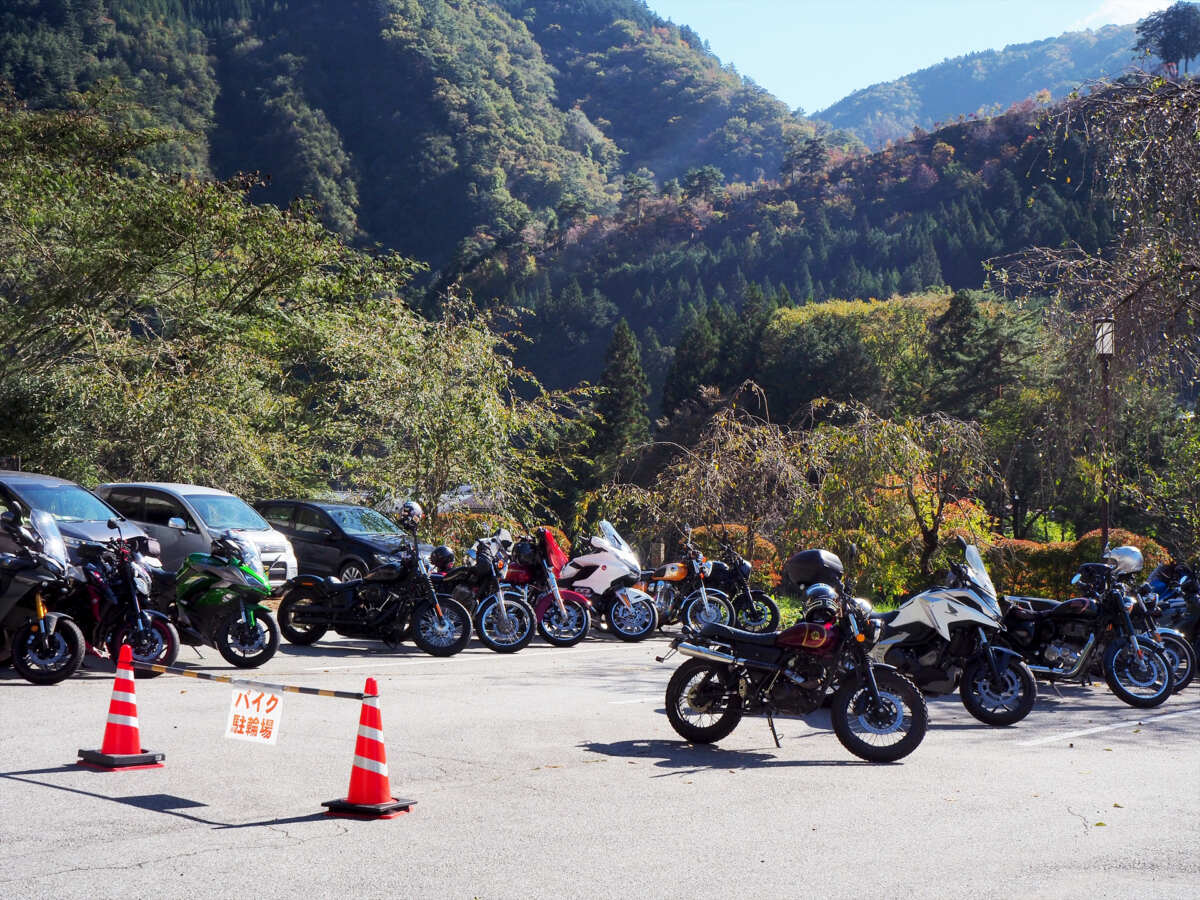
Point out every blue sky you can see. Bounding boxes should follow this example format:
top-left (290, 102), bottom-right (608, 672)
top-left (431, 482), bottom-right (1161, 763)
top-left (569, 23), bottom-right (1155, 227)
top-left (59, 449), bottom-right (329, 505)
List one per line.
top-left (645, 0), bottom-right (1169, 112)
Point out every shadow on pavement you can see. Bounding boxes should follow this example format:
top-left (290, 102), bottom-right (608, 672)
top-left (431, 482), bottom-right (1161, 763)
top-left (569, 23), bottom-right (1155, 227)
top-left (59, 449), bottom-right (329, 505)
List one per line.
top-left (579, 738), bottom-right (875, 772)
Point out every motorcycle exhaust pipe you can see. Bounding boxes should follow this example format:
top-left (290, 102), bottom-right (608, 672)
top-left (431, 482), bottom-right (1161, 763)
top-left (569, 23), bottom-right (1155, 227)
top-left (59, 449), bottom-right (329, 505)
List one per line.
top-left (1025, 635), bottom-right (1096, 679)
top-left (676, 641), bottom-right (776, 671)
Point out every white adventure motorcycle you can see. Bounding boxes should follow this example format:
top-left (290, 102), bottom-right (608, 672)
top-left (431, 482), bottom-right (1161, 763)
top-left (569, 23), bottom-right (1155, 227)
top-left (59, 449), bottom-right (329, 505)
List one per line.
top-left (557, 521), bottom-right (658, 641)
top-left (868, 540), bottom-right (1037, 725)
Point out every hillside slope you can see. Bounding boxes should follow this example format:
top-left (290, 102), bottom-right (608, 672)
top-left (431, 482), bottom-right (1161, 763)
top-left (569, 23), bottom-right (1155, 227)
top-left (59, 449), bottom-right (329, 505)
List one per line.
top-left (817, 24), bottom-right (1141, 148)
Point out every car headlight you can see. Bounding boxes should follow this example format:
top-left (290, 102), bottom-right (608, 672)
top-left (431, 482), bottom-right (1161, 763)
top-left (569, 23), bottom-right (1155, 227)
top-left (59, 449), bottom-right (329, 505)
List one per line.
top-left (375, 554), bottom-right (407, 567)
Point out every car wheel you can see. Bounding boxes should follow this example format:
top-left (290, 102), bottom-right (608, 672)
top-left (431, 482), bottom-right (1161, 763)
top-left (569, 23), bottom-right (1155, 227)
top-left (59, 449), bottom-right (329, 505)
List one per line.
top-left (337, 559), bottom-right (367, 582)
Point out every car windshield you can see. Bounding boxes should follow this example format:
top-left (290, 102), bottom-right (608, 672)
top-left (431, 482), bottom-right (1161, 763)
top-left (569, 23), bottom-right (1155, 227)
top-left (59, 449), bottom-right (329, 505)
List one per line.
top-left (184, 494), bottom-right (268, 531)
top-left (327, 507), bottom-right (402, 536)
top-left (11, 482), bottom-right (118, 523)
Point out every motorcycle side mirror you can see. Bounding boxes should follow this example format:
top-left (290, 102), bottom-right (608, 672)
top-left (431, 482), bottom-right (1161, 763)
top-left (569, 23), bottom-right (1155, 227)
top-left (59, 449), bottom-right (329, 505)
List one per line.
top-left (1070, 573), bottom-right (1082, 586)
top-left (107, 517), bottom-right (119, 530)
top-left (0, 509), bottom-right (17, 531)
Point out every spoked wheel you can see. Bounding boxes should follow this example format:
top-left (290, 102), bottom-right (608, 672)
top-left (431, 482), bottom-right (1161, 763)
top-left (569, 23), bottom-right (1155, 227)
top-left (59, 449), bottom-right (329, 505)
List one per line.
top-left (10, 619), bottom-right (86, 685)
top-left (959, 658), bottom-right (1037, 726)
top-left (607, 596), bottom-right (658, 642)
top-left (1104, 639), bottom-right (1174, 708)
top-left (537, 598), bottom-right (591, 647)
top-left (411, 598), bottom-right (472, 657)
top-left (216, 608), bottom-right (280, 668)
top-left (277, 590), bottom-right (328, 645)
top-left (682, 591), bottom-right (734, 631)
top-left (1155, 632), bottom-right (1195, 692)
top-left (475, 595), bottom-right (535, 654)
top-left (735, 590), bottom-right (781, 633)
top-left (665, 658), bottom-right (743, 744)
top-left (831, 669), bottom-right (928, 762)
top-left (109, 617), bottom-right (180, 677)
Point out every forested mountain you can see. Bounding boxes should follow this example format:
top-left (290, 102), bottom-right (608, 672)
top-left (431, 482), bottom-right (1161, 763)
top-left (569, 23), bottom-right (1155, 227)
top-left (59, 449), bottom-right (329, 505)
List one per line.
top-left (816, 24), bottom-right (1142, 149)
top-left (0, 0), bottom-right (832, 268)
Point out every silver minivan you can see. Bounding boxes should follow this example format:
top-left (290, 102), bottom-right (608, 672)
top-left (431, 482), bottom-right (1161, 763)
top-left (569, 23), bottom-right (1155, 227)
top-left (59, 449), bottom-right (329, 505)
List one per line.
top-left (96, 482), bottom-right (298, 587)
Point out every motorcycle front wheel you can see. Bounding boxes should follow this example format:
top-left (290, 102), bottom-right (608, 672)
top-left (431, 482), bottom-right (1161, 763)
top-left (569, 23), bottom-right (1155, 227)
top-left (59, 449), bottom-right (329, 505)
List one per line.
top-left (109, 617), bottom-right (180, 677)
top-left (216, 608), bottom-right (280, 668)
top-left (277, 590), bottom-right (328, 645)
top-left (735, 590), bottom-right (781, 633)
top-left (1104, 639), bottom-right (1173, 708)
top-left (681, 591), bottom-right (734, 631)
top-left (411, 598), bottom-right (472, 657)
top-left (665, 658), bottom-right (743, 743)
top-left (475, 595), bottom-right (535, 654)
top-left (537, 598), bottom-right (591, 647)
top-left (959, 657), bottom-right (1037, 726)
top-left (11, 619), bottom-right (86, 685)
top-left (831, 669), bottom-right (928, 762)
top-left (607, 596), bottom-right (658, 642)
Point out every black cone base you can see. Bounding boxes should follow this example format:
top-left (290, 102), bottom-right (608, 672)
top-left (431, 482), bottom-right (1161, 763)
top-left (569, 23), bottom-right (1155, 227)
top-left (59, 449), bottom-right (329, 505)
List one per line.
top-left (322, 796), bottom-right (415, 819)
top-left (78, 748), bottom-right (165, 771)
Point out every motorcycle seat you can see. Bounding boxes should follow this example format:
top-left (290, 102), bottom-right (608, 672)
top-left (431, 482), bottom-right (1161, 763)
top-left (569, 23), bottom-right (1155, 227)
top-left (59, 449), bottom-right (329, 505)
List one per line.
top-left (869, 609), bottom-right (899, 625)
top-left (698, 622), bottom-right (779, 646)
top-left (148, 566), bottom-right (177, 588)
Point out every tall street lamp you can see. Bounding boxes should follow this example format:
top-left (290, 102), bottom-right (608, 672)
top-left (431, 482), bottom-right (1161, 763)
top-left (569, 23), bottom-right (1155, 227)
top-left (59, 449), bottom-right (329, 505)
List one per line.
top-left (1094, 316), bottom-right (1115, 550)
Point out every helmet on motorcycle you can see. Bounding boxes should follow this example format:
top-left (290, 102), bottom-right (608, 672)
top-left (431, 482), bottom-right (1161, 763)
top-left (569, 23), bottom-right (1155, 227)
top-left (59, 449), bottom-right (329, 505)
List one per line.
top-left (513, 539), bottom-right (538, 567)
top-left (396, 500), bottom-right (423, 530)
top-left (430, 545), bottom-right (455, 571)
top-left (803, 583), bottom-right (840, 623)
top-left (1103, 545), bottom-right (1144, 575)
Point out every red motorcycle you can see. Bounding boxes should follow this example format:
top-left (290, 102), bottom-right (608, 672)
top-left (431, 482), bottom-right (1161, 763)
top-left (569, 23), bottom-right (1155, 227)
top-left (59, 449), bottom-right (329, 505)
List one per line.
top-left (503, 528), bottom-right (592, 647)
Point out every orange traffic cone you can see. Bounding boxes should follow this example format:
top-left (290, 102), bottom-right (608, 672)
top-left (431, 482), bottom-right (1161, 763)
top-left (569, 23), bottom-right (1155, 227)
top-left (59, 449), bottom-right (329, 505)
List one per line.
top-left (77, 644), bottom-right (165, 771)
top-left (322, 678), bottom-right (413, 819)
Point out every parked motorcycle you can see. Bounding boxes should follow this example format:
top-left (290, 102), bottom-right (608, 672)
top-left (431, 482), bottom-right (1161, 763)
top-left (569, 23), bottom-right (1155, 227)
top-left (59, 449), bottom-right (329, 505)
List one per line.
top-left (1141, 561), bottom-right (1199, 656)
top-left (1001, 548), bottom-right (1175, 708)
top-left (660, 547), bottom-right (928, 763)
top-left (646, 530), bottom-right (735, 631)
top-left (278, 502), bottom-right (471, 657)
top-left (557, 521), bottom-right (658, 641)
top-left (0, 508), bottom-right (86, 684)
top-left (433, 531), bottom-right (536, 653)
top-left (149, 532), bottom-right (280, 668)
top-left (707, 536), bottom-right (782, 632)
top-left (503, 527), bottom-right (593, 647)
top-left (55, 520), bottom-right (180, 677)
top-left (869, 540), bottom-right (1037, 726)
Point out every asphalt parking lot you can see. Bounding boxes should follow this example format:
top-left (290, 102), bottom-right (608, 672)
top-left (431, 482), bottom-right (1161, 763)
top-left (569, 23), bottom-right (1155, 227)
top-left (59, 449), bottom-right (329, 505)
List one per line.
top-left (2, 631), bottom-right (1197, 899)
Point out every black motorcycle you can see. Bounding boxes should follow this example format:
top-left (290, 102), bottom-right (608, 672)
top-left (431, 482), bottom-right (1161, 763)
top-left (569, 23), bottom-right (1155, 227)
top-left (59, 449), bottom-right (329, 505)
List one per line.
top-left (432, 531), bottom-right (536, 654)
top-left (659, 547), bottom-right (928, 763)
top-left (277, 502), bottom-right (473, 657)
top-left (1002, 561), bottom-right (1175, 708)
top-left (707, 537), bottom-right (782, 633)
top-left (0, 508), bottom-right (86, 684)
top-left (1142, 561), bottom-right (1199, 655)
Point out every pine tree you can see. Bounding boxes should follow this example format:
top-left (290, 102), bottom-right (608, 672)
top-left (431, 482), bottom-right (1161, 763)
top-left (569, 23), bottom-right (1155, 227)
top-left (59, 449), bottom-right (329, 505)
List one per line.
top-left (594, 319), bottom-right (651, 470)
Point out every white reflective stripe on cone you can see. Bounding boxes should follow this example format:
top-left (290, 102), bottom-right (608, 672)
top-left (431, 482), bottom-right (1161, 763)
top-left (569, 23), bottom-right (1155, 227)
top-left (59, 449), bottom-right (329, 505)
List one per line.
top-left (357, 726), bottom-right (385, 743)
top-left (107, 714), bottom-right (139, 728)
top-left (111, 691), bottom-right (138, 705)
top-left (353, 755), bottom-right (388, 776)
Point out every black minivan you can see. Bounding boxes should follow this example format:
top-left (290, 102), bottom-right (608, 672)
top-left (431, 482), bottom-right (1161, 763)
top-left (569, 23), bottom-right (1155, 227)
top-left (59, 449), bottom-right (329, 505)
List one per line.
top-left (253, 499), bottom-right (415, 582)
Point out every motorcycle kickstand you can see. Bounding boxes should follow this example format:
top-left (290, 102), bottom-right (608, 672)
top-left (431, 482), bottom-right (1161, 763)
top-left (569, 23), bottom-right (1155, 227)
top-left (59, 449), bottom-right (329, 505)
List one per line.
top-left (765, 710), bottom-right (782, 749)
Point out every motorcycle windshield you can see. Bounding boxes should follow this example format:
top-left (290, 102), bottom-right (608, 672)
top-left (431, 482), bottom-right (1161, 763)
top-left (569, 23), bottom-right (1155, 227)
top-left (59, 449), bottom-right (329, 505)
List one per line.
top-left (594, 521), bottom-right (640, 571)
top-left (964, 545), bottom-right (1001, 616)
top-left (30, 508), bottom-right (68, 570)
top-left (225, 532), bottom-right (266, 578)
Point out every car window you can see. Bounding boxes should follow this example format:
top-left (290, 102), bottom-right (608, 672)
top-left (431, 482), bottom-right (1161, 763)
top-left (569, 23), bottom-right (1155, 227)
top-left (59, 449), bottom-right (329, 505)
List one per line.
top-left (183, 494), bottom-right (268, 531)
top-left (258, 503), bottom-right (294, 529)
top-left (104, 489), bottom-right (145, 520)
top-left (326, 506), bottom-right (401, 536)
top-left (7, 481), bottom-right (118, 523)
top-left (294, 506), bottom-right (334, 535)
top-left (143, 490), bottom-right (193, 528)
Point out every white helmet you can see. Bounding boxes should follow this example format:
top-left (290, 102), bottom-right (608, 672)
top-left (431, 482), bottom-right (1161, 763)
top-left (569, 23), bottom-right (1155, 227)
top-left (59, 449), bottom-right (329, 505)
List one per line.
top-left (1103, 545), bottom-right (1144, 575)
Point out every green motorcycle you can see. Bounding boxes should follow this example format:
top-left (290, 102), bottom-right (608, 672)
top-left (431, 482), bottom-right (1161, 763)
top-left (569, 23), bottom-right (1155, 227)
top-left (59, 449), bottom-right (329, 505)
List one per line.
top-left (149, 532), bottom-right (279, 668)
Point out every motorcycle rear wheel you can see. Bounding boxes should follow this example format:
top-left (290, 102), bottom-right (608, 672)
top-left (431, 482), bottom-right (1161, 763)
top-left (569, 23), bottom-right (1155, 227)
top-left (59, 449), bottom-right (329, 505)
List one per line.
top-left (277, 590), bottom-right (328, 645)
top-left (959, 657), bottom-right (1037, 726)
top-left (1104, 639), bottom-right (1173, 708)
top-left (537, 599), bottom-right (590, 647)
top-left (665, 658), bottom-right (742, 744)
top-left (411, 598), bottom-right (472, 657)
top-left (11, 619), bottom-right (85, 685)
top-left (475, 595), bottom-right (535, 654)
top-left (831, 670), bottom-right (928, 762)
top-left (216, 608), bottom-right (280, 668)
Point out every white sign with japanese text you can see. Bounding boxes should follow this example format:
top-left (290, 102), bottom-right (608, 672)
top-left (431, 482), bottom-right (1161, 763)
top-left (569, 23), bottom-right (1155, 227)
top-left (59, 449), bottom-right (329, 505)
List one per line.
top-left (225, 688), bottom-right (282, 745)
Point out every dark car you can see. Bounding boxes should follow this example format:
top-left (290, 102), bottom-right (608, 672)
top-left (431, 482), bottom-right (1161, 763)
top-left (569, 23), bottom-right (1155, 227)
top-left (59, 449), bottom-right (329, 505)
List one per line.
top-left (0, 470), bottom-right (149, 560)
top-left (253, 500), bottom-right (416, 582)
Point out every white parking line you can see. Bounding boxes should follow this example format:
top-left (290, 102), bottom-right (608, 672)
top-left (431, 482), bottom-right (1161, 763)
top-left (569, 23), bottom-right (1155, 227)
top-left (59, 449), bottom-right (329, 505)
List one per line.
top-left (300, 644), bottom-right (662, 672)
top-left (608, 697), bottom-right (658, 704)
top-left (1017, 704), bottom-right (1200, 747)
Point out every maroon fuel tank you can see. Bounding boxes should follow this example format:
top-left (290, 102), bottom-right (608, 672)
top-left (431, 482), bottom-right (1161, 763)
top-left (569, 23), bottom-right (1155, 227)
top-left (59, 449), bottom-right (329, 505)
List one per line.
top-left (775, 620), bottom-right (840, 654)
